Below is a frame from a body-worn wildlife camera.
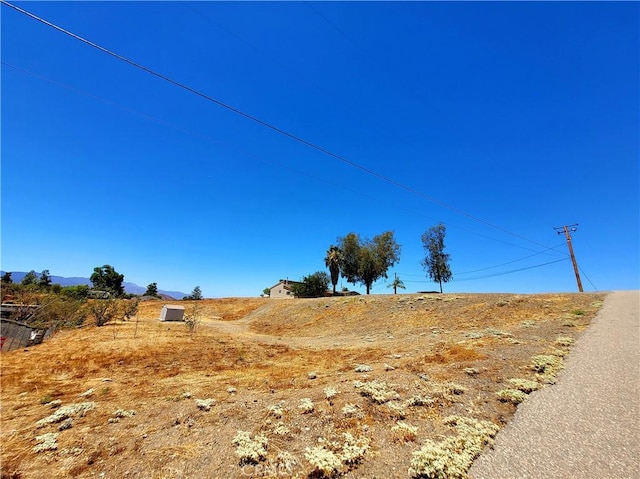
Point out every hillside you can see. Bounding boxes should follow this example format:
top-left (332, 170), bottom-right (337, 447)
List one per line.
top-left (0, 293), bottom-right (604, 478)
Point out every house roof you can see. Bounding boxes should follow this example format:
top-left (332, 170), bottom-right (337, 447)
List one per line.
top-left (269, 279), bottom-right (302, 290)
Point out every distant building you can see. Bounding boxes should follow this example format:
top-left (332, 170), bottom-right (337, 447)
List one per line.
top-left (269, 279), bottom-right (301, 299)
top-left (159, 305), bottom-right (185, 321)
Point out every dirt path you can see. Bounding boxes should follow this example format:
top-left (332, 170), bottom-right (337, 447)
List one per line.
top-left (470, 290), bottom-right (640, 479)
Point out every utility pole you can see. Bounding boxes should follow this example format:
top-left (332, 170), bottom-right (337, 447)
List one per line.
top-left (554, 224), bottom-right (584, 292)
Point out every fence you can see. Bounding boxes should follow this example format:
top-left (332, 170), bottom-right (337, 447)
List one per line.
top-left (0, 318), bottom-right (53, 352)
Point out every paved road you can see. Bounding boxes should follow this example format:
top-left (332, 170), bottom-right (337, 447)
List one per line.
top-left (470, 290), bottom-right (640, 479)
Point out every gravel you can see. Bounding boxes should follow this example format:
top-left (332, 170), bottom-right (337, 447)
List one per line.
top-left (470, 290), bottom-right (640, 479)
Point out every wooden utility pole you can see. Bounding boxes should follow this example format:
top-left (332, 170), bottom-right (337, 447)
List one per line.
top-left (554, 224), bottom-right (584, 292)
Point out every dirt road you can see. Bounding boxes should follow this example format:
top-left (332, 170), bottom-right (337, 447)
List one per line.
top-left (470, 290), bottom-right (640, 479)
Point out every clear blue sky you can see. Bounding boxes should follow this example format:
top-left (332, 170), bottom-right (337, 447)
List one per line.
top-left (2, 1), bottom-right (638, 297)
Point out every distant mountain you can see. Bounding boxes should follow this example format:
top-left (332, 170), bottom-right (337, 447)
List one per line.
top-left (1, 271), bottom-right (188, 300)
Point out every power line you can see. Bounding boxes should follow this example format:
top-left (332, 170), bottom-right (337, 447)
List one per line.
top-left (578, 265), bottom-right (598, 292)
top-left (402, 257), bottom-right (570, 282)
top-left (397, 242), bottom-right (567, 278)
top-left (2, 60), bottom-right (566, 262)
top-left (2, 0), bottom-right (561, 255)
top-left (453, 243), bottom-right (567, 275)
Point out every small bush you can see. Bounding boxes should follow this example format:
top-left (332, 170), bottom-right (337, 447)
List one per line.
top-left (354, 380), bottom-right (400, 404)
top-left (385, 401), bottom-right (407, 419)
top-left (36, 402), bottom-right (95, 427)
top-left (33, 432), bottom-right (58, 453)
top-left (342, 403), bottom-right (360, 417)
top-left (496, 389), bottom-right (528, 404)
top-left (305, 433), bottom-right (370, 477)
top-left (232, 430), bottom-right (268, 465)
top-left (409, 416), bottom-right (499, 479)
top-left (324, 386), bottom-right (338, 401)
top-left (272, 422), bottom-right (290, 436)
top-left (195, 398), bottom-right (216, 411)
top-left (298, 398), bottom-right (315, 414)
top-left (531, 354), bottom-right (563, 383)
top-left (268, 403), bottom-right (285, 418)
top-left (392, 421), bottom-right (418, 442)
top-left (507, 378), bottom-right (540, 393)
top-left (555, 336), bottom-right (575, 347)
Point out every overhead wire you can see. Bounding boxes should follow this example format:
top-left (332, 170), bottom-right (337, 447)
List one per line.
top-left (3, 59), bottom-right (566, 262)
top-left (402, 257), bottom-right (570, 283)
top-left (2, 0), bottom-right (563, 257)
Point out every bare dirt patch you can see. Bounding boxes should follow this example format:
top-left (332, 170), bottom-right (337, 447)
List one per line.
top-left (0, 293), bottom-right (604, 478)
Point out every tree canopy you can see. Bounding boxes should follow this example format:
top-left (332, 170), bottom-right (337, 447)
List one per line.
top-left (421, 223), bottom-right (453, 293)
top-left (337, 231), bottom-right (401, 294)
top-left (90, 265), bottom-right (125, 297)
top-left (184, 286), bottom-right (203, 301)
top-left (38, 270), bottom-right (52, 289)
top-left (144, 282), bottom-right (159, 297)
top-left (1, 272), bottom-right (13, 284)
top-left (21, 270), bottom-right (38, 286)
top-left (291, 271), bottom-right (330, 298)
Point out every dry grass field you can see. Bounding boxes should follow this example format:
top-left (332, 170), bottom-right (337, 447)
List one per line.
top-left (0, 292), bottom-right (604, 479)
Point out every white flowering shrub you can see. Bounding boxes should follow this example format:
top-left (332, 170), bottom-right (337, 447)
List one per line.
top-left (496, 389), bottom-right (527, 404)
top-left (36, 402), bottom-right (95, 427)
top-left (109, 408), bottom-right (136, 423)
top-left (355, 364), bottom-right (373, 372)
top-left (409, 416), bottom-right (499, 479)
top-left (305, 446), bottom-right (342, 476)
top-left (532, 354), bottom-right (563, 384)
top-left (385, 400), bottom-right (407, 419)
top-left (507, 378), bottom-right (540, 394)
top-left (305, 433), bottom-right (370, 477)
top-left (272, 422), bottom-right (290, 436)
top-left (232, 430), bottom-right (268, 465)
top-left (299, 398), bottom-right (315, 414)
top-left (355, 380), bottom-right (399, 404)
top-left (268, 402), bottom-right (285, 418)
top-left (531, 355), bottom-right (561, 373)
top-left (195, 398), bottom-right (216, 411)
top-left (555, 336), bottom-right (575, 347)
top-left (33, 432), bottom-right (58, 453)
top-left (341, 403), bottom-right (360, 417)
top-left (324, 386), bottom-right (339, 401)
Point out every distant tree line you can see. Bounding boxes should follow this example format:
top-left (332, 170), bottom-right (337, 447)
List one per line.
top-left (288, 223), bottom-right (452, 298)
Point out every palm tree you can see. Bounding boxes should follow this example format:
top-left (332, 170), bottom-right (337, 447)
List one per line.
top-left (388, 274), bottom-right (405, 295)
top-left (324, 245), bottom-right (343, 295)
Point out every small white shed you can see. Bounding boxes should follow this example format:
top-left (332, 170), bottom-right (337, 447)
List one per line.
top-left (159, 305), bottom-right (185, 322)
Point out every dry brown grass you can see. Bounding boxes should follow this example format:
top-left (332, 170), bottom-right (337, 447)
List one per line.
top-left (0, 293), bottom-right (604, 478)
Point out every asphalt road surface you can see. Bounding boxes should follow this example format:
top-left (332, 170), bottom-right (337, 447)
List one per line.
top-left (470, 290), bottom-right (640, 479)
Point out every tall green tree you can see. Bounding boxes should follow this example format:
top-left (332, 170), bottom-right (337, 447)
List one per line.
top-left (337, 231), bottom-right (401, 294)
top-left (144, 282), bottom-right (159, 297)
top-left (291, 271), bottom-right (330, 298)
top-left (90, 265), bottom-right (125, 297)
top-left (1, 272), bottom-right (12, 284)
top-left (21, 270), bottom-right (38, 286)
top-left (190, 286), bottom-right (203, 300)
top-left (38, 270), bottom-right (52, 289)
top-left (421, 223), bottom-right (453, 293)
top-left (324, 245), bottom-right (343, 295)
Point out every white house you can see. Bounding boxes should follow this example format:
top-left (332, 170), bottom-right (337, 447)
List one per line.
top-left (269, 279), bottom-right (301, 299)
